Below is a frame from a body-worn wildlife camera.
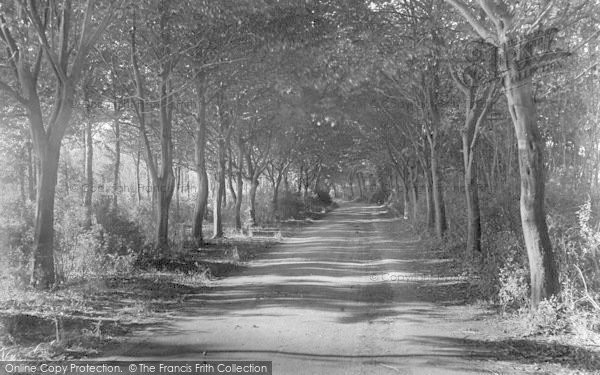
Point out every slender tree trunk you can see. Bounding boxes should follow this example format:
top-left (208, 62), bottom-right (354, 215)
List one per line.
top-left (234, 142), bottom-right (244, 231)
top-left (402, 180), bottom-right (410, 219)
top-left (249, 179), bottom-right (259, 226)
top-left (408, 163), bottom-right (418, 222)
top-left (227, 150), bottom-right (237, 208)
top-left (297, 165), bottom-right (303, 194)
top-left (506, 75), bottom-right (559, 306)
top-left (425, 171), bottom-right (434, 230)
top-left (463, 133), bottom-right (482, 255)
top-left (357, 172), bottom-right (364, 199)
top-left (155, 77), bottom-right (176, 250)
top-left (192, 73), bottom-right (209, 246)
top-left (213, 141), bottom-right (226, 239)
top-left (428, 134), bottom-right (447, 238)
top-left (175, 166), bottom-right (180, 222)
top-left (30, 142), bottom-right (60, 289)
top-left (84, 120), bottom-right (93, 229)
top-left (112, 115), bottom-right (120, 210)
top-left (272, 173), bottom-right (282, 220)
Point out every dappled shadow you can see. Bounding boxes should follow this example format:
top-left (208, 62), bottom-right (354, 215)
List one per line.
top-left (160, 204), bottom-right (470, 325)
top-left (96, 203), bottom-right (485, 371)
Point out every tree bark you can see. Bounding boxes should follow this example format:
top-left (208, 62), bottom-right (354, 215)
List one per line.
top-left (506, 75), bottom-right (559, 306)
top-left (175, 166), bottom-right (181, 222)
top-left (234, 141), bottom-right (244, 231)
top-left (31, 142), bottom-right (60, 289)
top-left (192, 73), bottom-right (209, 246)
top-left (408, 162), bottom-right (419, 222)
top-left (112, 114), bottom-right (120, 210)
top-left (227, 149), bottom-right (237, 209)
top-left (428, 131), bottom-right (447, 238)
top-left (213, 142), bottom-right (226, 239)
top-left (425, 171), bottom-right (435, 231)
top-left (154, 75), bottom-right (176, 249)
top-left (463, 136), bottom-right (482, 255)
top-left (272, 173), bottom-right (282, 220)
top-left (84, 120), bottom-right (93, 229)
top-left (249, 179), bottom-right (259, 226)
top-left (402, 180), bottom-right (410, 219)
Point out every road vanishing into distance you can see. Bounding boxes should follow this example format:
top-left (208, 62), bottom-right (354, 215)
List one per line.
top-left (101, 203), bottom-right (525, 374)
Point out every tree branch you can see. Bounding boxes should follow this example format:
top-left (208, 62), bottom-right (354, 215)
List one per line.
top-left (444, 0), bottom-right (497, 44)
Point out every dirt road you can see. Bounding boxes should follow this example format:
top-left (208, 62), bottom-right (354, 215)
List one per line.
top-left (102, 203), bottom-right (526, 374)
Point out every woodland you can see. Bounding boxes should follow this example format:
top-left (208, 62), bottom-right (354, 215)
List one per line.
top-left (0, 0), bottom-right (599, 369)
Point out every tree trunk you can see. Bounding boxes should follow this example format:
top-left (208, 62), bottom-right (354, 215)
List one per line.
top-left (154, 75), bottom-right (176, 250)
top-left (84, 120), bottom-right (93, 229)
top-left (227, 150), bottom-right (237, 209)
top-left (463, 132), bottom-right (482, 255)
top-left (297, 165), bottom-right (303, 194)
top-left (175, 166), bottom-right (180, 222)
top-left (357, 172), bottom-right (364, 199)
top-left (272, 174), bottom-right (282, 220)
top-left (112, 115), bottom-right (120, 210)
top-left (425, 172), bottom-right (435, 230)
top-left (429, 134), bottom-right (447, 238)
top-left (234, 144), bottom-right (244, 231)
top-left (192, 73), bottom-right (209, 246)
top-left (213, 143), bottom-right (226, 239)
top-left (408, 163), bottom-right (418, 222)
top-left (249, 179), bottom-right (259, 226)
top-left (402, 180), bottom-right (410, 219)
top-left (506, 75), bottom-right (559, 306)
top-left (30, 143), bottom-right (60, 289)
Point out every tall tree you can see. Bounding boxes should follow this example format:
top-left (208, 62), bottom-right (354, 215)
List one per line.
top-left (444, 0), bottom-right (590, 305)
top-left (0, 0), bottom-right (117, 288)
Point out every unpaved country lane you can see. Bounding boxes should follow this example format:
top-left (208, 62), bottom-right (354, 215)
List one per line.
top-left (101, 203), bottom-right (521, 374)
